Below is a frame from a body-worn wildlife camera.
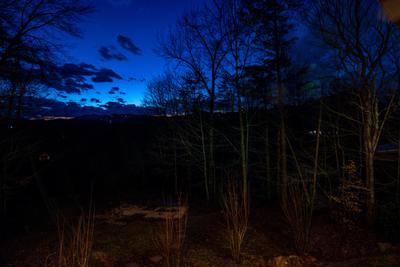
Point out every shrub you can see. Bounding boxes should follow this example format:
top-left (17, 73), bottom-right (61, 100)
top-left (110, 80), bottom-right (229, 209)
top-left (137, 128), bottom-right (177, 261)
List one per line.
top-left (329, 161), bottom-right (365, 229)
top-left (223, 181), bottom-right (249, 263)
top-left (52, 208), bottom-right (95, 267)
top-left (282, 179), bottom-right (313, 254)
top-left (154, 201), bottom-right (188, 267)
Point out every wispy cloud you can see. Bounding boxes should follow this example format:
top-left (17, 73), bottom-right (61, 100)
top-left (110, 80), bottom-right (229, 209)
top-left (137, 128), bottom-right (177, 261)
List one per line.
top-left (99, 46), bottom-right (128, 61)
top-left (117, 35), bottom-right (142, 55)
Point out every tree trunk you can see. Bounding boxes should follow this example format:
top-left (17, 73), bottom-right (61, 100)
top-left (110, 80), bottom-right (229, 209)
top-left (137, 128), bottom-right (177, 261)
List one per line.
top-left (266, 123), bottom-right (272, 199)
top-left (365, 149), bottom-right (375, 224)
top-left (199, 113), bottom-right (209, 201)
top-left (397, 128), bottom-right (400, 204)
top-left (209, 94), bottom-right (216, 197)
top-left (272, 5), bottom-right (288, 206)
top-left (7, 82), bottom-right (17, 119)
top-left (363, 91), bottom-right (377, 225)
top-left (237, 86), bottom-right (248, 201)
top-left (279, 114), bottom-right (288, 203)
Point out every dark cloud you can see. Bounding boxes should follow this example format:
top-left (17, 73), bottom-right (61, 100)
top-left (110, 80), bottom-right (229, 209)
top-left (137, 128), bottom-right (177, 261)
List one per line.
top-left (43, 62), bottom-right (123, 94)
top-left (90, 98), bottom-right (101, 104)
top-left (79, 63), bottom-right (97, 70)
top-left (117, 97), bottom-right (126, 104)
top-left (108, 87), bottom-right (120, 95)
top-left (58, 94), bottom-right (68, 99)
top-left (117, 35), bottom-right (142, 55)
top-left (80, 98), bottom-right (87, 102)
top-left (43, 63), bottom-right (93, 93)
top-left (48, 77), bottom-right (94, 94)
top-left (92, 76), bottom-right (112, 83)
top-left (65, 79), bottom-right (94, 89)
top-left (48, 81), bottom-right (81, 94)
top-left (59, 63), bottom-right (96, 77)
top-left (119, 91), bottom-right (126, 95)
top-left (91, 68), bottom-right (123, 83)
top-left (67, 101), bottom-right (81, 109)
top-left (128, 77), bottom-right (146, 82)
top-left (99, 46), bottom-right (127, 61)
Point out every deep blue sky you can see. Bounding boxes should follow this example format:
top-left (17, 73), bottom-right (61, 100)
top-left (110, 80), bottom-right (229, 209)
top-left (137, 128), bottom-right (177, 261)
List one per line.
top-left (58, 0), bottom-right (208, 106)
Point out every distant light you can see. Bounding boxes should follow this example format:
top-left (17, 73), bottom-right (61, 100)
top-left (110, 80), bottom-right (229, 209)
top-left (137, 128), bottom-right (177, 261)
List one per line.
top-left (30, 116), bottom-right (75, 121)
top-left (308, 130), bottom-right (322, 136)
top-left (39, 152), bottom-right (50, 162)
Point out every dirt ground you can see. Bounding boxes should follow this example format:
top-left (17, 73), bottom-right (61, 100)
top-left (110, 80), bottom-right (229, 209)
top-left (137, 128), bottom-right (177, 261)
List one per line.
top-left (1, 204), bottom-right (400, 267)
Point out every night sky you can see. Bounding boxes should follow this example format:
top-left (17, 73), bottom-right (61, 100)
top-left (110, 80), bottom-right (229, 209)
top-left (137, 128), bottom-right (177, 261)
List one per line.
top-left (59, 0), bottom-right (209, 106)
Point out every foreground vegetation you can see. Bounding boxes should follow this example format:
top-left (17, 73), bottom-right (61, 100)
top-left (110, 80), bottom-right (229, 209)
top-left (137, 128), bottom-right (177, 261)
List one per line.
top-left (1, 0), bottom-right (400, 266)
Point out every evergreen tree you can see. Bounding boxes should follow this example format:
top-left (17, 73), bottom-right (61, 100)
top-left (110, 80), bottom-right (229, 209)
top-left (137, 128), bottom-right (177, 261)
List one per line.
top-left (243, 0), bottom-right (301, 204)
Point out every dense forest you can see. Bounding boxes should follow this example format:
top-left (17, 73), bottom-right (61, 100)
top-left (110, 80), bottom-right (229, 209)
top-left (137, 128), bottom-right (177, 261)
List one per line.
top-left (1, 0), bottom-right (400, 266)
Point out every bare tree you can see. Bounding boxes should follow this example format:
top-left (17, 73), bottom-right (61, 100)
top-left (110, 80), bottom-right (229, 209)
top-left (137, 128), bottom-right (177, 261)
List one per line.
top-left (0, 0), bottom-right (93, 118)
top-left (308, 0), bottom-right (398, 224)
top-left (156, 1), bottom-right (229, 199)
top-left (143, 72), bottom-right (181, 115)
top-left (223, 0), bottom-right (257, 202)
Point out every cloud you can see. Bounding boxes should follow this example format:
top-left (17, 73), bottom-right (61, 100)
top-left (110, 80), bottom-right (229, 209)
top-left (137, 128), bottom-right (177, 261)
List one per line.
top-left (47, 78), bottom-right (92, 94)
top-left (128, 77), bottom-right (146, 82)
top-left (54, 63), bottom-right (96, 80)
top-left (65, 79), bottom-right (94, 89)
top-left (117, 97), bottom-right (126, 104)
top-left (108, 87), bottom-right (120, 94)
top-left (44, 63), bottom-right (120, 93)
top-left (41, 62), bottom-right (123, 94)
top-left (98, 35), bottom-right (141, 62)
top-left (92, 76), bottom-right (113, 83)
top-left (117, 35), bottom-right (142, 55)
top-left (91, 68), bottom-right (123, 83)
top-left (57, 94), bottom-right (67, 98)
top-left (99, 46), bottom-right (127, 61)
top-left (90, 98), bottom-right (101, 104)
top-left (79, 63), bottom-right (97, 71)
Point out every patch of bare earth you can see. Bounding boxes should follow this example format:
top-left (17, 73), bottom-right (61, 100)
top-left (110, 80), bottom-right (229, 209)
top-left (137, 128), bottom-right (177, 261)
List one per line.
top-left (1, 204), bottom-right (400, 266)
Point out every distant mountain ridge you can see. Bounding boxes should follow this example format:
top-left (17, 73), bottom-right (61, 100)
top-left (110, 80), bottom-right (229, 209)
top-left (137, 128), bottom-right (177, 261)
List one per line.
top-left (16, 97), bottom-right (156, 119)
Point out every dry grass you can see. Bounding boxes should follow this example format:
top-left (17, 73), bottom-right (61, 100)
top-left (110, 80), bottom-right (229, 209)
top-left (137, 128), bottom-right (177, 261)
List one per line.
top-left (223, 181), bottom-right (249, 263)
top-left (153, 201), bottom-right (188, 267)
top-left (282, 180), bottom-right (313, 254)
top-left (51, 207), bottom-right (95, 267)
top-left (282, 109), bottom-right (321, 254)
